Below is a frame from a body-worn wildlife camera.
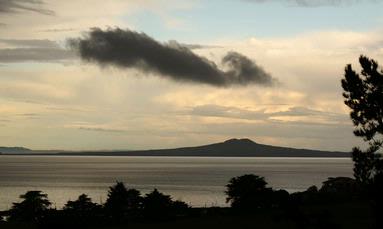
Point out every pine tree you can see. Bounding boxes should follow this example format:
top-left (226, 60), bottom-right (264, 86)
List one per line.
top-left (341, 55), bottom-right (383, 184)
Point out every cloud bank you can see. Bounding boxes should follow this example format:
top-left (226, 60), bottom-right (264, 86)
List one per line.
top-left (0, 0), bottom-right (54, 15)
top-left (69, 28), bottom-right (274, 87)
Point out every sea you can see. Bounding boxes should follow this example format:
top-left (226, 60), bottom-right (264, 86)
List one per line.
top-left (0, 156), bottom-right (352, 210)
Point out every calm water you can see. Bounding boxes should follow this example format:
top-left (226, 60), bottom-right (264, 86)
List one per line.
top-left (0, 156), bottom-right (352, 210)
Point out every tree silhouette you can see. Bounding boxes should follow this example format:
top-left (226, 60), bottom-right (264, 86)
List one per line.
top-left (8, 191), bottom-right (51, 222)
top-left (64, 194), bottom-right (100, 214)
top-left (342, 56), bottom-right (383, 228)
top-left (57, 194), bottom-right (102, 226)
top-left (341, 55), bottom-right (383, 184)
top-left (104, 181), bottom-right (142, 219)
top-left (125, 188), bottom-right (142, 211)
top-left (171, 200), bottom-right (190, 216)
top-left (226, 174), bottom-right (273, 209)
top-left (371, 172), bottom-right (383, 228)
top-left (142, 189), bottom-right (173, 220)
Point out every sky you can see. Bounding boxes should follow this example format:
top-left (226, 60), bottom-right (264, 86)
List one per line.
top-left (0, 0), bottom-right (382, 151)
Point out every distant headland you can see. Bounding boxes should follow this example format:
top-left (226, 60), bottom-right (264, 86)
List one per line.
top-left (0, 138), bottom-right (350, 157)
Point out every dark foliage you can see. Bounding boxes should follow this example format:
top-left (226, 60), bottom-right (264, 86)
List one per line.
top-left (63, 194), bottom-right (101, 216)
top-left (39, 194), bottom-right (104, 228)
top-left (225, 174), bottom-right (286, 210)
top-left (318, 177), bottom-right (363, 203)
top-left (370, 172), bottom-right (383, 228)
top-left (351, 146), bottom-right (380, 184)
top-left (272, 189), bottom-right (289, 207)
top-left (172, 200), bottom-right (190, 216)
top-left (320, 177), bottom-right (360, 194)
top-left (341, 55), bottom-right (383, 184)
top-left (142, 189), bottom-right (174, 220)
top-left (341, 56), bottom-right (383, 142)
top-left (342, 56), bottom-right (383, 228)
top-left (104, 181), bottom-right (142, 219)
top-left (8, 191), bottom-right (51, 223)
top-left (0, 176), bottom-right (377, 229)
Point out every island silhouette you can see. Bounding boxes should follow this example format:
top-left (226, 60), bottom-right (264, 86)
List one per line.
top-left (0, 138), bottom-right (349, 157)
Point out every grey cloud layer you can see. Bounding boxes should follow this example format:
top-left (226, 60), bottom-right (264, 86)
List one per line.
top-left (69, 28), bottom-right (274, 87)
top-left (0, 39), bottom-right (59, 48)
top-left (191, 104), bottom-right (348, 124)
top-left (0, 48), bottom-right (74, 62)
top-left (0, 39), bottom-right (75, 63)
top-left (0, 0), bottom-right (54, 15)
top-left (245, 0), bottom-right (377, 7)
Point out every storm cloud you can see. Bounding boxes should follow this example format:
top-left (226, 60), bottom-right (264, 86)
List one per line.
top-left (0, 0), bottom-right (54, 15)
top-left (69, 28), bottom-right (274, 87)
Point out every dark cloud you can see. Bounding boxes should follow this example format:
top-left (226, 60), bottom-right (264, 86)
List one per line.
top-left (244, 0), bottom-right (377, 7)
top-left (0, 0), bottom-right (54, 15)
top-left (69, 28), bottom-right (275, 87)
top-left (0, 39), bottom-right (75, 63)
top-left (222, 52), bottom-right (275, 85)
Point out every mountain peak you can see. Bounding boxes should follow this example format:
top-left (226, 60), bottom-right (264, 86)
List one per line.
top-left (223, 138), bottom-right (256, 145)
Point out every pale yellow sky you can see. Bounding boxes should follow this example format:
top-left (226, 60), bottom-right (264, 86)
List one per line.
top-left (0, 0), bottom-right (382, 151)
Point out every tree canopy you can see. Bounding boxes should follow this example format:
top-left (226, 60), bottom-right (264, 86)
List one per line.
top-left (8, 191), bottom-right (51, 222)
top-left (63, 194), bottom-right (100, 213)
top-left (341, 55), bottom-right (383, 184)
top-left (142, 189), bottom-right (173, 219)
top-left (225, 174), bottom-right (273, 209)
top-left (342, 56), bottom-right (383, 143)
top-left (104, 181), bottom-right (141, 218)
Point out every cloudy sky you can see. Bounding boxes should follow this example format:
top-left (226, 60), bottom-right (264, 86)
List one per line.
top-left (0, 0), bottom-right (382, 151)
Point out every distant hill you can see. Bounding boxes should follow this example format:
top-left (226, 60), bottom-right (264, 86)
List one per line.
top-left (59, 138), bottom-right (350, 157)
top-left (0, 146), bottom-right (32, 154)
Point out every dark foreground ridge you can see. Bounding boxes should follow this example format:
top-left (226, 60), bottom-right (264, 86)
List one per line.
top-left (59, 138), bottom-right (349, 157)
